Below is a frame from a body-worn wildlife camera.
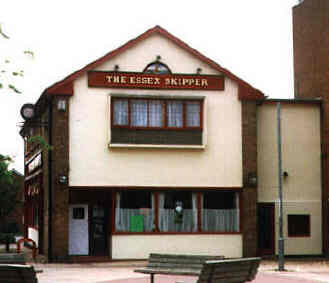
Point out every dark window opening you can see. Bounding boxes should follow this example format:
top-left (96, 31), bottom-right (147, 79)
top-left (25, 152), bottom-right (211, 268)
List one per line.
top-left (288, 214), bottom-right (310, 237)
top-left (203, 191), bottom-right (236, 209)
top-left (120, 191), bottom-right (152, 209)
top-left (73, 207), bottom-right (85, 219)
top-left (163, 191), bottom-right (192, 209)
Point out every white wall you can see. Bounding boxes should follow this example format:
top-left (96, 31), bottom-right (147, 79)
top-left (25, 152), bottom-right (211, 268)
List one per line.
top-left (28, 227), bottom-right (38, 248)
top-left (257, 103), bottom-right (322, 255)
top-left (69, 34), bottom-right (242, 187)
top-left (111, 234), bottom-right (242, 259)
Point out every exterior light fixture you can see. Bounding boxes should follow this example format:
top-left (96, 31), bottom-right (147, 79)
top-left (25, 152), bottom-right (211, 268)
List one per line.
top-left (247, 172), bottom-right (257, 187)
top-left (57, 99), bottom-right (66, 111)
top-left (58, 175), bottom-right (68, 185)
top-left (197, 68), bottom-right (202, 74)
top-left (283, 171), bottom-right (289, 178)
top-left (156, 55), bottom-right (161, 61)
top-left (114, 65), bottom-right (120, 71)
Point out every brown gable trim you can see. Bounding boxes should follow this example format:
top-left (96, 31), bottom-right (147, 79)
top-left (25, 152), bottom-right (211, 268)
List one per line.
top-left (238, 85), bottom-right (264, 101)
top-left (46, 81), bottom-right (73, 95)
top-left (44, 25), bottom-right (264, 100)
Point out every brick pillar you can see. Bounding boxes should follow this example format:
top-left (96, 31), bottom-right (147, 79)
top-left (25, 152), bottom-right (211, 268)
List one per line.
top-left (241, 101), bottom-right (258, 257)
top-left (51, 95), bottom-right (70, 261)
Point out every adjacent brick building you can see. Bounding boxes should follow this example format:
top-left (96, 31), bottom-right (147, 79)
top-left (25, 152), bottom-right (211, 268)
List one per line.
top-left (293, 0), bottom-right (329, 255)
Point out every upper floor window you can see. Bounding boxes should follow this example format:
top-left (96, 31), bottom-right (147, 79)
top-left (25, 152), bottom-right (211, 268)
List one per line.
top-left (112, 98), bottom-right (202, 130)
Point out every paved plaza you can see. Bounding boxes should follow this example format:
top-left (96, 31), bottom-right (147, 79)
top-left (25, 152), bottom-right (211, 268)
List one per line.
top-left (29, 258), bottom-right (329, 283)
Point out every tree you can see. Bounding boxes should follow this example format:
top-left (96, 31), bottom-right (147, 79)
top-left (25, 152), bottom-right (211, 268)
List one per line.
top-left (0, 23), bottom-right (34, 94)
top-left (0, 154), bottom-right (20, 252)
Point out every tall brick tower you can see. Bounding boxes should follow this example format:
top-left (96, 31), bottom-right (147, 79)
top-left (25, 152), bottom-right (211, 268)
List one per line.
top-left (293, 0), bottom-right (329, 255)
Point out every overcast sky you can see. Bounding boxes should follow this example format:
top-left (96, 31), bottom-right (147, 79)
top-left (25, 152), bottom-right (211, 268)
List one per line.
top-left (0, 0), bottom-right (299, 172)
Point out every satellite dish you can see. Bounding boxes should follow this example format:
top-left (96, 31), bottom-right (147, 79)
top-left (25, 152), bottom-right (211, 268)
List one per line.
top-left (20, 103), bottom-right (35, 120)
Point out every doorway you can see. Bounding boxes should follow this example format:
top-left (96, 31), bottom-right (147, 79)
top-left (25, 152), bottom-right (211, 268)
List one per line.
top-left (90, 205), bottom-right (109, 256)
top-left (257, 203), bottom-right (275, 255)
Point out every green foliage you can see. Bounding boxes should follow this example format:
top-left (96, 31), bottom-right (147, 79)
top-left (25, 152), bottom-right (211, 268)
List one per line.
top-left (0, 23), bottom-right (34, 94)
top-left (0, 154), bottom-right (20, 221)
top-left (28, 135), bottom-right (53, 151)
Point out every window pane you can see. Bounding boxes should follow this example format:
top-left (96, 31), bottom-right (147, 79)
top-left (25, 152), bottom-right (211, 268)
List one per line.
top-left (131, 100), bottom-right (148, 127)
top-left (115, 191), bottom-right (154, 232)
top-left (288, 215), bottom-right (310, 237)
top-left (186, 101), bottom-right (200, 127)
top-left (149, 100), bottom-right (164, 127)
top-left (167, 101), bottom-right (183, 127)
top-left (158, 191), bottom-right (197, 232)
top-left (113, 99), bottom-right (128, 125)
top-left (202, 192), bottom-right (239, 232)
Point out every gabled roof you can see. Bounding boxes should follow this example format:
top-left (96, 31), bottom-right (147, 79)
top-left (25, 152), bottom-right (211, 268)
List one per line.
top-left (42, 25), bottom-right (264, 100)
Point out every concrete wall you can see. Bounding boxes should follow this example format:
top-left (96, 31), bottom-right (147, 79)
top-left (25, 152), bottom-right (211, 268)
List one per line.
top-left (257, 103), bottom-right (322, 255)
top-left (111, 234), bottom-right (242, 259)
top-left (69, 34), bottom-right (243, 188)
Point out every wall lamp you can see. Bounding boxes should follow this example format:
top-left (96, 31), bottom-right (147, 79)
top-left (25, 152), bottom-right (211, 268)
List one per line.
top-left (197, 67), bottom-right (202, 74)
top-left (58, 175), bottom-right (68, 185)
top-left (247, 172), bottom-right (257, 187)
top-left (283, 171), bottom-right (289, 178)
top-left (57, 99), bottom-right (66, 112)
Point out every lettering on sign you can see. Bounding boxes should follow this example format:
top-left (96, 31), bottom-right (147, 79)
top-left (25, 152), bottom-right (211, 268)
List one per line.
top-left (88, 71), bottom-right (224, 90)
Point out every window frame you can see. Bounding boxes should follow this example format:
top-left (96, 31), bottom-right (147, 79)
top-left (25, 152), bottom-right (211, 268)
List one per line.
top-left (111, 97), bottom-right (203, 131)
top-left (112, 190), bottom-right (241, 235)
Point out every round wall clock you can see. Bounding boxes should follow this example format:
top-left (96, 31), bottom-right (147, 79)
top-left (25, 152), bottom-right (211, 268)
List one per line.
top-left (20, 103), bottom-right (35, 120)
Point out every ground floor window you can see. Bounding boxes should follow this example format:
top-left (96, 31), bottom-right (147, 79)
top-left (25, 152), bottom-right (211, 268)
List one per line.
top-left (115, 191), bottom-right (154, 232)
top-left (114, 190), bottom-right (240, 234)
top-left (288, 214), bottom-right (310, 237)
top-left (202, 191), bottom-right (239, 232)
top-left (158, 191), bottom-right (197, 232)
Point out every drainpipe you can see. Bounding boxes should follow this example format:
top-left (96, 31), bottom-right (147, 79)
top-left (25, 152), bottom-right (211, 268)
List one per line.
top-left (48, 97), bottom-right (53, 262)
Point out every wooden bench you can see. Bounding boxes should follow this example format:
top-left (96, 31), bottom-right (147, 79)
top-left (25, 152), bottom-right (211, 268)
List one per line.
top-left (134, 253), bottom-right (225, 283)
top-left (0, 253), bottom-right (25, 264)
top-left (0, 264), bottom-right (38, 283)
top-left (134, 254), bottom-right (261, 283)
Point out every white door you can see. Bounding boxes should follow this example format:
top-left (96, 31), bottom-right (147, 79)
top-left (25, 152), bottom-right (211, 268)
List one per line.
top-left (69, 204), bottom-right (89, 255)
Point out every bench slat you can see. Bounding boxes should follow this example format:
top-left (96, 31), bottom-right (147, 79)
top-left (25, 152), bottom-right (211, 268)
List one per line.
top-left (135, 254), bottom-right (260, 283)
top-left (0, 264), bottom-right (38, 283)
top-left (147, 262), bottom-right (203, 269)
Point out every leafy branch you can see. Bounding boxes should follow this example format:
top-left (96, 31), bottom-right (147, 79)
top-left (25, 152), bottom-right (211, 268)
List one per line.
top-left (0, 23), bottom-right (34, 94)
top-left (27, 135), bottom-right (53, 151)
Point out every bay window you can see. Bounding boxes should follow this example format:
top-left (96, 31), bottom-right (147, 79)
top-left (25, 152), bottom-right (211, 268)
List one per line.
top-left (114, 190), bottom-right (240, 234)
top-left (111, 97), bottom-right (203, 145)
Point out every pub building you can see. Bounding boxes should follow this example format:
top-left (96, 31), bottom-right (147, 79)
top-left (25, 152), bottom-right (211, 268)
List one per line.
top-left (20, 23), bottom-right (325, 262)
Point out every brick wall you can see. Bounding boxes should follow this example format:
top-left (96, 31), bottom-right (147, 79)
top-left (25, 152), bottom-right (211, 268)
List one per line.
top-left (50, 96), bottom-right (70, 261)
top-left (241, 101), bottom-right (258, 257)
top-left (293, 0), bottom-right (329, 255)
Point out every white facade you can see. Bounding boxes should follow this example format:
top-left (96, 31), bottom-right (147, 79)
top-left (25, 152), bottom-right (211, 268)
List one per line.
top-left (257, 103), bottom-right (322, 255)
top-left (69, 34), bottom-right (243, 188)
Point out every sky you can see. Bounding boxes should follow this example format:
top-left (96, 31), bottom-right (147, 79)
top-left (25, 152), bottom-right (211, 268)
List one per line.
top-left (0, 0), bottom-right (299, 173)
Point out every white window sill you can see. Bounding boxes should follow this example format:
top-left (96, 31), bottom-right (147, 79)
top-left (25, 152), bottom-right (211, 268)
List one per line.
top-left (109, 143), bottom-right (206, 149)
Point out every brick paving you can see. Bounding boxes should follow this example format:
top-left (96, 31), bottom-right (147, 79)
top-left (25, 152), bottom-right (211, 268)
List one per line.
top-left (30, 259), bottom-right (329, 283)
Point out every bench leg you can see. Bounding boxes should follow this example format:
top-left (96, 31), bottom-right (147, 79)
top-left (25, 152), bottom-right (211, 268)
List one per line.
top-left (150, 273), bottom-right (154, 283)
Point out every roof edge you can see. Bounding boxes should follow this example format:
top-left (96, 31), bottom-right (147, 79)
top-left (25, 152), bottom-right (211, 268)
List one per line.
top-left (43, 25), bottom-right (264, 99)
